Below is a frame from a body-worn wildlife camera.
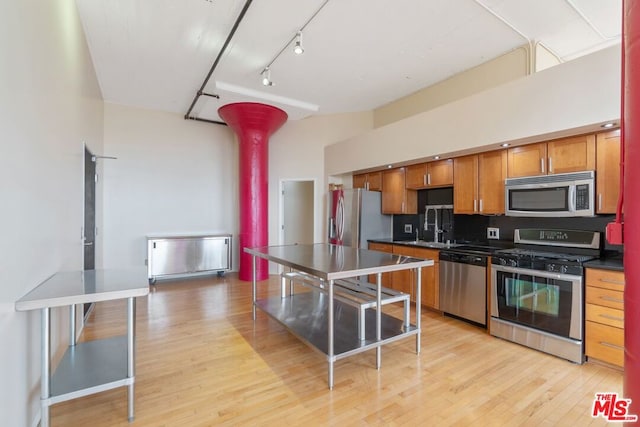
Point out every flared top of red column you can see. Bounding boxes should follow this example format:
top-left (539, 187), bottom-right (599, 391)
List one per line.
top-left (218, 102), bottom-right (288, 136)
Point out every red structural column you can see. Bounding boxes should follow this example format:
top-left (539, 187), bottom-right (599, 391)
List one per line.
top-left (625, 0), bottom-right (640, 421)
top-left (218, 103), bottom-right (288, 281)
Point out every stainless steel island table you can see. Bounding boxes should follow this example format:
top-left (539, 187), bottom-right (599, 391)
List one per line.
top-left (245, 244), bottom-right (434, 389)
top-left (15, 268), bottom-right (149, 427)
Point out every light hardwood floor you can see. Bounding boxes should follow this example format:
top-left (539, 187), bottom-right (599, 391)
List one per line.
top-left (52, 274), bottom-right (623, 426)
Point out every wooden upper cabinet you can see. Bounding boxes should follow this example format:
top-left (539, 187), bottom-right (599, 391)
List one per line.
top-left (428, 159), bottom-right (454, 187)
top-left (353, 173), bottom-right (367, 189)
top-left (353, 172), bottom-right (382, 191)
top-left (596, 129), bottom-right (621, 214)
top-left (405, 163), bottom-right (428, 189)
top-left (381, 167), bottom-right (417, 214)
top-left (405, 160), bottom-right (453, 189)
top-left (507, 143), bottom-right (547, 177)
top-left (454, 150), bottom-right (507, 214)
top-left (507, 134), bottom-right (596, 178)
top-left (453, 155), bottom-right (478, 214)
top-left (478, 150), bottom-right (508, 214)
top-left (547, 134), bottom-right (596, 174)
top-left (367, 172), bottom-right (382, 191)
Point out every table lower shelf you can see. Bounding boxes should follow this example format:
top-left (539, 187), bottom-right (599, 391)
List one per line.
top-left (254, 291), bottom-right (418, 361)
top-left (49, 335), bottom-right (131, 405)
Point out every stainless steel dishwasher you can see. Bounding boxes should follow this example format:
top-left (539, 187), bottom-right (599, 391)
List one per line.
top-left (439, 250), bottom-right (488, 326)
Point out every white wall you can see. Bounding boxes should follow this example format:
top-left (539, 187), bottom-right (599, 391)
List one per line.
top-left (102, 103), bottom-right (238, 270)
top-left (101, 106), bottom-right (371, 277)
top-left (326, 45), bottom-right (621, 175)
top-left (373, 46), bottom-right (530, 128)
top-left (269, 112), bottom-right (373, 254)
top-left (0, 1), bottom-right (104, 425)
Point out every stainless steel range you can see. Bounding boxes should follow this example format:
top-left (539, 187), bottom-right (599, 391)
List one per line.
top-left (490, 229), bottom-right (600, 363)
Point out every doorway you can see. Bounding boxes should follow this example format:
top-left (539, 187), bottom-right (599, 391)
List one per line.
top-left (281, 180), bottom-right (314, 246)
top-left (83, 146), bottom-right (96, 317)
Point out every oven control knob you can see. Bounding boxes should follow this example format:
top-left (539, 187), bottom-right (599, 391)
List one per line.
top-left (547, 263), bottom-right (556, 272)
top-left (499, 258), bottom-right (507, 266)
top-left (509, 259), bottom-right (517, 267)
top-left (560, 265), bottom-right (568, 274)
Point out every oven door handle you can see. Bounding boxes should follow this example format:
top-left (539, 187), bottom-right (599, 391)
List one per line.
top-left (491, 265), bottom-right (582, 282)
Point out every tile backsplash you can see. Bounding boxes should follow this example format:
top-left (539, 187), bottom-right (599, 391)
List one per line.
top-left (390, 186), bottom-right (621, 253)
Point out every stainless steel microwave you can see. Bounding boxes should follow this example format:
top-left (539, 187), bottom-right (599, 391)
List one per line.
top-left (504, 171), bottom-right (595, 217)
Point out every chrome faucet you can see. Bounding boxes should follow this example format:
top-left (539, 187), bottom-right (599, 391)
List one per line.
top-left (424, 206), bottom-right (440, 243)
top-left (424, 204), bottom-right (453, 243)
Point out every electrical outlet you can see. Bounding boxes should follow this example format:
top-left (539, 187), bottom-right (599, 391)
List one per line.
top-left (404, 224), bottom-right (413, 233)
top-left (487, 227), bottom-right (499, 240)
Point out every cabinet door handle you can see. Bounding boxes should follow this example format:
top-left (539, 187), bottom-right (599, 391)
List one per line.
top-left (540, 158), bottom-right (545, 173)
top-left (599, 313), bottom-right (624, 322)
top-left (473, 199), bottom-right (477, 212)
top-left (600, 341), bottom-right (624, 351)
top-left (423, 174), bottom-right (426, 186)
top-left (599, 278), bottom-right (625, 285)
top-left (366, 182), bottom-right (369, 191)
top-left (548, 157), bottom-right (553, 173)
top-left (427, 173), bottom-right (431, 185)
top-left (600, 295), bottom-right (624, 304)
top-left (402, 202), bottom-right (405, 212)
top-left (598, 193), bottom-right (602, 211)
top-left (479, 199), bottom-right (483, 212)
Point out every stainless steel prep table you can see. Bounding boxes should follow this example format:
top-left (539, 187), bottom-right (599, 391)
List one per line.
top-left (15, 268), bottom-right (149, 427)
top-left (245, 243), bottom-right (434, 389)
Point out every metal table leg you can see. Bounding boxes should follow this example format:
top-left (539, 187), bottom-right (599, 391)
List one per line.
top-left (41, 307), bottom-right (50, 427)
top-left (416, 267), bottom-right (422, 353)
top-left (69, 304), bottom-right (76, 346)
top-left (376, 272), bottom-right (382, 369)
top-left (328, 279), bottom-right (334, 389)
top-left (127, 297), bottom-right (136, 421)
top-left (252, 255), bottom-right (257, 321)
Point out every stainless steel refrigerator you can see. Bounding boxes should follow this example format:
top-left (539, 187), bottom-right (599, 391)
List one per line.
top-left (328, 188), bottom-right (392, 247)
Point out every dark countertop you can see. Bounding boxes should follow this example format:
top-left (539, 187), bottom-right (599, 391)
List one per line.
top-left (368, 238), bottom-right (394, 245)
top-left (584, 255), bottom-right (624, 271)
top-left (368, 239), bottom-right (512, 254)
top-left (368, 238), bottom-right (459, 250)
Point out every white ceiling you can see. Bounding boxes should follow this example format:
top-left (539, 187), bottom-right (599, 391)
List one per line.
top-left (76, 0), bottom-right (621, 123)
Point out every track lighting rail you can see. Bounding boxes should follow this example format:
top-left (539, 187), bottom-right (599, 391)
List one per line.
top-left (259, 0), bottom-right (331, 84)
top-left (184, 0), bottom-right (253, 124)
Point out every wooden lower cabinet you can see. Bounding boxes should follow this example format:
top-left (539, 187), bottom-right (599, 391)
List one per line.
top-left (367, 242), bottom-right (439, 309)
top-left (585, 268), bottom-right (625, 368)
top-left (410, 247), bottom-right (440, 309)
top-left (391, 245), bottom-right (439, 309)
top-left (390, 245), bottom-right (415, 298)
top-left (367, 242), bottom-right (393, 288)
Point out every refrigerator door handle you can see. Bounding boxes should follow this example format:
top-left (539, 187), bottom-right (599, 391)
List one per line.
top-left (336, 195), bottom-right (345, 242)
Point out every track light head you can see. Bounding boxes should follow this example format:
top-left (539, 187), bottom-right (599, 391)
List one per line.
top-left (261, 67), bottom-right (274, 86)
top-left (293, 31), bottom-right (304, 55)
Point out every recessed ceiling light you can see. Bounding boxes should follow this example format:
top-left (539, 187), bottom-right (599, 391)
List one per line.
top-left (387, 165), bottom-right (393, 169)
top-left (501, 143), bottom-right (510, 147)
top-left (434, 156), bottom-right (440, 160)
top-left (601, 122), bottom-right (615, 128)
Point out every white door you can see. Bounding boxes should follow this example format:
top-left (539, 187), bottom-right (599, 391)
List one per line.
top-left (282, 180), bottom-right (314, 245)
